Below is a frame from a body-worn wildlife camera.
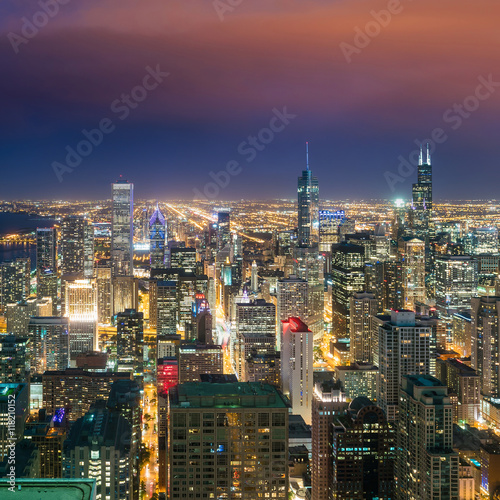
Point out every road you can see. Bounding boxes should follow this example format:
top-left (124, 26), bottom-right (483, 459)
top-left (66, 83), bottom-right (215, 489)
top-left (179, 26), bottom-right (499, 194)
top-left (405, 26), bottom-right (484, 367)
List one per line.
top-left (142, 383), bottom-right (159, 499)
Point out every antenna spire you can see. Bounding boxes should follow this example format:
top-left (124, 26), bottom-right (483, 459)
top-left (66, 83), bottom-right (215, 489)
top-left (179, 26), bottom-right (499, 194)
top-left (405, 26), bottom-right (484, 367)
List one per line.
top-left (426, 143), bottom-right (431, 165)
top-left (306, 141), bottom-right (309, 171)
top-left (418, 145), bottom-right (423, 166)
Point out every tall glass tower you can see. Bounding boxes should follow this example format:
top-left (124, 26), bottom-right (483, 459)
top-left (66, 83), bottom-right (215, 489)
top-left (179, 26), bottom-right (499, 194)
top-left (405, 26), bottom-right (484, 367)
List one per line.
top-left (150, 203), bottom-right (166, 269)
top-left (111, 179), bottom-right (134, 277)
top-left (410, 144), bottom-right (433, 241)
top-left (297, 142), bottom-right (319, 247)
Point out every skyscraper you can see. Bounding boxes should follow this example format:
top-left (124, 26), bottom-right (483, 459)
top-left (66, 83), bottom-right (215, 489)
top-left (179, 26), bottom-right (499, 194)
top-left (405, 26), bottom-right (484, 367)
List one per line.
top-left (167, 380), bottom-right (290, 499)
top-left (376, 310), bottom-right (432, 421)
top-left (60, 216), bottom-right (94, 278)
top-left (0, 334), bottom-right (29, 384)
top-left (399, 237), bottom-right (426, 311)
top-left (150, 203), bottom-right (166, 269)
top-left (331, 398), bottom-right (395, 499)
top-left (396, 375), bottom-right (459, 500)
top-left (111, 179), bottom-right (134, 277)
top-left (318, 209), bottom-right (344, 252)
top-left (281, 317), bottom-right (314, 424)
top-left (216, 210), bottom-right (231, 252)
top-left (349, 291), bottom-right (377, 363)
top-left (0, 258), bottom-right (30, 310)
top-left (410, 144), bottom-right (433, 242)
top-left (36, 227), bottom-right (57, 278)
top-left (297, 142), bottom-right (319, 246)
top-left (116, 309), bottom-right (144, 374)
top-left (471, 296), bottom-right (500, 399)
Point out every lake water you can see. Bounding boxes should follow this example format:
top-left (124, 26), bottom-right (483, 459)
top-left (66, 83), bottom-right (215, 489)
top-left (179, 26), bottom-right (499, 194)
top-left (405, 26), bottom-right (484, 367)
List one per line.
top-left (0, 212), bottom-right (57, 267)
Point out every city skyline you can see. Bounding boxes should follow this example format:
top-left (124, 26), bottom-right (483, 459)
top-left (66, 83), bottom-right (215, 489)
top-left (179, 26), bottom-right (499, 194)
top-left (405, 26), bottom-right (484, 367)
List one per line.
top-left (2, 1), bottom-right (500, 200)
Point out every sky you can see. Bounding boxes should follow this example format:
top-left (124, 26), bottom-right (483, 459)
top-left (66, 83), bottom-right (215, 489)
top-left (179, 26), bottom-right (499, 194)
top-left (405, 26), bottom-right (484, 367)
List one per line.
top-left (1, 0), bottom-right (500, 201)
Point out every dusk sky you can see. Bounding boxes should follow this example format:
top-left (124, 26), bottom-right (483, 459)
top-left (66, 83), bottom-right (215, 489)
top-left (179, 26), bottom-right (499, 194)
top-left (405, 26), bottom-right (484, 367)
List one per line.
top-left (1, 0), bottom-right (500, 201)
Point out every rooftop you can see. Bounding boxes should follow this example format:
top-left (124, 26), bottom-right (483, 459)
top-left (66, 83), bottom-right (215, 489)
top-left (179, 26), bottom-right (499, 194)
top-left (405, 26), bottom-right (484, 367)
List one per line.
top-left (0, 479), bottom-right (96, 500)
top-left (170, 382), bottom-right (290, 409)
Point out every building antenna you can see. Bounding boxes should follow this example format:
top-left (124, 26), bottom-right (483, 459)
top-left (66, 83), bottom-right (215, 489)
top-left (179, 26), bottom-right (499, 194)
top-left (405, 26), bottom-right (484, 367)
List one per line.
top-left (306, 141), bottom-right (309, 171)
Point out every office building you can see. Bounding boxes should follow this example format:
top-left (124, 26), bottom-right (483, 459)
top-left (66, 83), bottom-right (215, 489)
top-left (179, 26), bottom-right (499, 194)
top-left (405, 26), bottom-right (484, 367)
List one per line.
top-left (6, 297), bottom-right (52, 335)
top-left (36, 228), bottom-right (58, 311)
top-left (334, 362), bottom-right (378, 401)
top-left (311, 379), bottom-right (347, 500)
top-left (96, 263), bottom-right (112, 325)
top-left (0, 334), bottom-right (29, 384)
top-left (282, 317), bottom-right (313, 424)
top-left (42, 368), bottom-right (131, 421)
top-left (435, 255), bottom-right (478, 316)
top-left (471, 296), bottom-right (500, 398)
top-left (63, 407), bottom-right (132, 500)
top-left (297, 143), bottom-right (319, 246)
top-left (150, 203), bottom-right (166, 269)
top-left (60, 216), bottom-right (94, 278)
top-left (436, 358), bottom-right (480, 425)
top-left (153, 280), bottom-right (177, 335)
top-left (318, 209), bottom-right (344, 252)
top-left (452, 311), bottom-right (472, 357)
top-left (331, 397), bottom-right (395, 499)
top-left (396, 375), bottom-right (459, 500)
top-left (112, 276), bottom-right (138, 317)
top-left (349, 291), bottom-right (377, 363)
top-left (170, 247), bottom-right (197, 272)
top-left (376, 310), bottom-right (432, 421)
top-left (399, 237), bottom-right (425, 311)
top-left (157, 357), bottom-right (179, 395)
top-left (216, 210), bottom-right (231, 251)
top-left (62, 277), bottom-right (97, 356)
top-left (0, 258), bottom-right (30, 310)
top-left (178, 343), bottom-right (223, 383)
top-left (244, 351), bottom-right (281, 386)
top-left (167, 380), bottom-right (290, 499)
top-left (116, 309), bottom-right (143, 374)
top-left (28, 317), bottom-right (70, 374)
top-left (276, 276), bottom-right (308, 349)
top-left (111, 179), bottom-right (134, 277)
top-left (331, 242), bottom-right (365, 338)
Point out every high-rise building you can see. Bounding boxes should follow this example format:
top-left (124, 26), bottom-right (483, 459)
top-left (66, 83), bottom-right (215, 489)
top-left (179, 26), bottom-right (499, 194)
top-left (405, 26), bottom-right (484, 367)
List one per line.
top-left (154, 280), bottom-right (178, 335)
top-left (396, 375), bottom-right (459, 500)
top-left (349, 291), bottom-right (377, 363)
top-left (452, 311), bottom-right (472, 357)
top-left (63, 407), bottom-right (132, 500)
top-left (42, 368), bottom-right (131, 421)
top-left (170, 247), bottom-right (197, 272)
top-left (281, 317), bottom-right (313, 424)
top-left (28, 317), bottom-right (70, 374)
top-left (96, 263), bottom-right (112, 324)
top-left (167, 380), bottom-right (290, 499)
top-left (297, 143), bottom-right (319, 246)
top-left (178, 343), bottom-right (223, 383)
top-left (111, 179), bottom-right (134, 277)
top-left (116, 309), bottom-right (144, 374)
top-left (334, 362), bottom-right (378, 401)
top-left (243, 351), bottom-right (281, 385)
top-left (318, 210), bottom-right (344, 252)
top-left (6, 297), bottom-right (52, 335)
top-left (150, 203), bottom-right (166, 269)
top-left (331, 242), bottom-right (365, 338)
top-left (112, 276), bottom-right (138, 317)
top-left (376, 310), bottom-right (432, 421)
top-left (391, 199), bottom-right (406, 243)
top-left (311, 379), bottom-right (347, 500)
top-left (399, 237), bottom-right (425, 311)
top-left (157, 357), bottom-right (179, 395)
top-left (0, 334), bottom-right (29, 384)
top-left (331, 397), bottom-right (395, 499)
top-left (234, 299), bottom-right (276, 379)
top-left (293, 245), bottom-right (324, 339)
top-left (435, 255), bottom-right (478, 316)
top-left (436, 358), bottom-right (480, 425)
top-left (62, 277), bottom-right (97, 357)
top-left (36, 228), bottom-right (58, 310)
top-left (276, 276), bottom-right (308, 349)
top-left (410, 144), bottom-right (433, 242)
top-left (60, 216), bottom-right (94, 278)
top-left (216, 210), bottom-right (231, 252)
top-left (0, 258), bottom-right (30, 310)
top-left (471, 296), bottom-right (500, 398)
